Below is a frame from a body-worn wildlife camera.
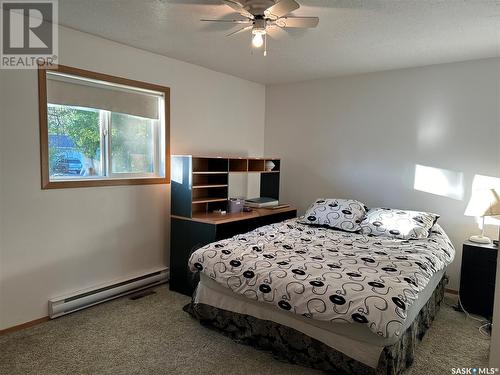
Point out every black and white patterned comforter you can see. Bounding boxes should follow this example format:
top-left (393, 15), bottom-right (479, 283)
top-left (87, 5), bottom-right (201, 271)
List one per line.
top-left (188, 218), bottom-right (455, 339)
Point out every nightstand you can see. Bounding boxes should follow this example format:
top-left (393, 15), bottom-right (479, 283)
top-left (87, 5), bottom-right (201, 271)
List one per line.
top-left (459, 241), bottom-right (498, 319)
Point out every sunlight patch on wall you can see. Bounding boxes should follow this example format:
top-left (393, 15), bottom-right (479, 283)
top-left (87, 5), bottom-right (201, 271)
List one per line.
top-left (413, 164), bottom-right (464, 200)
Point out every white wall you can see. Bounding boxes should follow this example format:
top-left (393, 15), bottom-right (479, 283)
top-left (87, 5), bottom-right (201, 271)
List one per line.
top-left (265, 58), bottom-right (500, 290)
top-left (0, 26), bottom-right (265, 330)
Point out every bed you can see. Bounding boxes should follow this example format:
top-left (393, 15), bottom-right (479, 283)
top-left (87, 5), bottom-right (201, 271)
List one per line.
top-left (184, 215), bottom-right (455, 374)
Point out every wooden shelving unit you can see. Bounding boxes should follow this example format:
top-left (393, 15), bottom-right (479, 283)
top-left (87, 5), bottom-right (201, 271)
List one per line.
top-left (171, 155), bottom-right (281, 218)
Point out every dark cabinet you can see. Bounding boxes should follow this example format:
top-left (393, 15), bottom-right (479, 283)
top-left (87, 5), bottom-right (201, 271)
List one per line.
top-left (170, 209), bottom-right (297, 296)
top-left (459, 241), bottom-right (498, 319)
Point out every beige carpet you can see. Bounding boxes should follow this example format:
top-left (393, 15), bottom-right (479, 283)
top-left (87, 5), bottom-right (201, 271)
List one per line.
top-left (0, 285), bottom-right (490, 374)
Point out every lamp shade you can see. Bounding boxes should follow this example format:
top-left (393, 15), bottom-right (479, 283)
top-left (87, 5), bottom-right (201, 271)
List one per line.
top-left (464, 188), bottom-right (500, 217)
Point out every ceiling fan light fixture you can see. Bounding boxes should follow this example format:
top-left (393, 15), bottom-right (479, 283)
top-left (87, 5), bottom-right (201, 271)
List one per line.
top-left (251, 28), bottom-right (266, 48)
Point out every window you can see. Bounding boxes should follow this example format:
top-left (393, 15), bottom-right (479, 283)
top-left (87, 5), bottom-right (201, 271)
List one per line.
top-left (38, 65), bottom-right (170, 189)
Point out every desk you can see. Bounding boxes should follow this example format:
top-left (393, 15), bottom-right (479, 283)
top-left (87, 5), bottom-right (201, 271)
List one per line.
top-left (170, 207), bottom-right (297, 296)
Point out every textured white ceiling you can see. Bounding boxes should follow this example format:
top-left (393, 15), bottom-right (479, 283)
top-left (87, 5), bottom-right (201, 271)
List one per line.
top-left (58, 0), bottom-right (500, 84)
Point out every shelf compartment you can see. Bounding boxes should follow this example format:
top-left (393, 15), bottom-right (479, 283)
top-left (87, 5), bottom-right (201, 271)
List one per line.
top-left (248, 159), bottom-right (265, 172)
top-left (192, 171), bottom-right (228, 175)
top-left (192, 197), bottom-right (228, 204)
top-left (229, 158), bottom-right (248, 172)
top-left (192, 157), bottom-right (228, 173)
top-left (192, 186), bottom-right (228, 203)
top-left (192, 202), bottom-right (208, 215)
top-left (193, 173), bottom-right (228, 186)
top-left (192, 200), bottom-right (228, 215)
top-left (264, 159), bottom-right (280, 172)
top-left (192, 184), bottom-right (228, 189)
top-left (207, 200), bottom-right (228, 212)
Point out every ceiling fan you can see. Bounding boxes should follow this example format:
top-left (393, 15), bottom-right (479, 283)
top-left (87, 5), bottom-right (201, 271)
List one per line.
top-left (201, 0), bottom-right (319, 56)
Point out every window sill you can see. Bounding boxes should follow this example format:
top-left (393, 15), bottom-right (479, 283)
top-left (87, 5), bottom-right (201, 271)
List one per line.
top-left (42, 177), bottom-right (170, 189)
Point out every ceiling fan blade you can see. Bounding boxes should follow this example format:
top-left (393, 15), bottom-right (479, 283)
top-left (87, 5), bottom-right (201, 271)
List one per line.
top-left (275, 16), bottom-right (319, 28)
top-left (264, 0), bottom-right (299, 20)
top-left (223, 0), bottom-right (254, 19)
top-left (226, 25), bottom-right (253, 37)
top-left (200, 18), bottom-right (252, 24)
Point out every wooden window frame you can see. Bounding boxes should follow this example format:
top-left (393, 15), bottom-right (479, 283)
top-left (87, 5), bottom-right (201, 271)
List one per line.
top-left (38, 64), bottom-right (170, 189)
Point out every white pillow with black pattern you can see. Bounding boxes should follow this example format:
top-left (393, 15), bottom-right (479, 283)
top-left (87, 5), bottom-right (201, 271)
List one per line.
top-left (360, 208), bottom-right (440, 240)
top-left (300, 198), bottom-right (367, 232)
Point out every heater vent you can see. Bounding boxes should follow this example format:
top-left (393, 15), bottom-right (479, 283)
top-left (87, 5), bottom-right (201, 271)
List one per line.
top-left (48, 268), bottom-right (168, 318)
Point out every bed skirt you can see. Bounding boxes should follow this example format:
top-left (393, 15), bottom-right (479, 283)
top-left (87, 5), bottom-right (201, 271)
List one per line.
top-left (183, 275), bottom-right (447, 375)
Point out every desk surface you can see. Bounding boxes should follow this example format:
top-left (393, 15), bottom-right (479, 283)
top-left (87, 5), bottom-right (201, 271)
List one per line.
top-left (172, 206), bottom-right (297, 225)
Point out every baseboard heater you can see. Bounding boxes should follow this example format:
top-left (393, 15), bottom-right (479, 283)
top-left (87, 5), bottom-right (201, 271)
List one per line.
top-left (48, 268), bottom-right (169, 319)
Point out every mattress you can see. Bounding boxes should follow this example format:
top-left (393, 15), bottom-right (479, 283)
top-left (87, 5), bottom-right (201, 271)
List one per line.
top-left (188, 217), bottom-right (455, 366)
top-left (195, 269), bottom-right (445, 368)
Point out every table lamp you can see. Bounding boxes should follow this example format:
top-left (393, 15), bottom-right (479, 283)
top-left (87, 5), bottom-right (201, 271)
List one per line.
top-left (464, 188), bottom-right (500, 244)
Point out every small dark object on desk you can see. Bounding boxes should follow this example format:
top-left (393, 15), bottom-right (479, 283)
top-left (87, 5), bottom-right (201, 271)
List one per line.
top-left (243, 206), bottom-right (252, 212)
